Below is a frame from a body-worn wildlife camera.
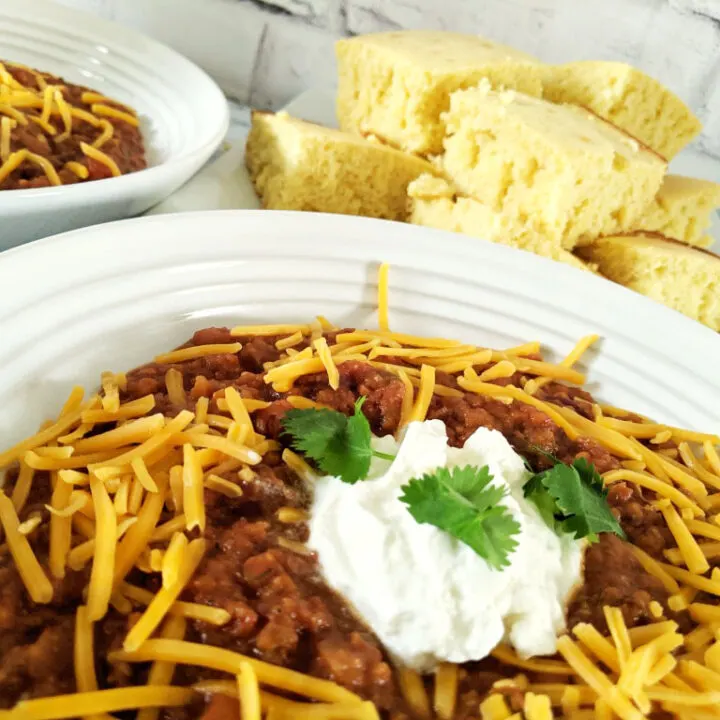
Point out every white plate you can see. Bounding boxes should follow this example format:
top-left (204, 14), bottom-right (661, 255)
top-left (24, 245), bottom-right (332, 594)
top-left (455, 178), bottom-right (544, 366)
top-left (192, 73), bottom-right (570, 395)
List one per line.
top-left (0, 209), bottom-right (718, 450)
top-left (284, 87), bottom-right (720, 253)
top-left (0, 0), bottom-right (229, 249)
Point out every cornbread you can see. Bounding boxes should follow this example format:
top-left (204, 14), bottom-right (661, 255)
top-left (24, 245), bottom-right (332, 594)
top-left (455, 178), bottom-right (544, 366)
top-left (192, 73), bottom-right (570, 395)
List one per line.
top-left (439, 82), bottom-right (667, 249)
top-left (408, 174), bottom-right (596, 272)
top-left (624, 174), bottom-right (720, 247)
top-left (336, 31), bottom-right (543, 154)
top-left (542, 61), bottom-right (702, 160)
top-left (245, 111), bottom-right (435, 221)
top-left (578, 233), bottom-right (720, 331)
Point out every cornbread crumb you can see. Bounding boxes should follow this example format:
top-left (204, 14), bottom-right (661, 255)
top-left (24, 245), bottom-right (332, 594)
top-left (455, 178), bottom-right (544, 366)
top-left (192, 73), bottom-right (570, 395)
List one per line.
top-left (624, 174), bottom-right (720, 247)
top-left (542, 61), bottom-right (702, 159)
top-left (336, 31), bottom-right (543, 155)
top-left (578, 233), bottom-right (720, 331)
top-left (408, 174), bottom-right (596, 272)
top-left (439, 82), bottom-right (667, 249)
top-left (245, 111), bottom-right (435, 221)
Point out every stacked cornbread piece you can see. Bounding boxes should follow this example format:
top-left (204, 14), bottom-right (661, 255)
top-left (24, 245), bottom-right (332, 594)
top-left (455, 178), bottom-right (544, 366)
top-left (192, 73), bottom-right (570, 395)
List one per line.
top-left (246, 30), bottom-right (720, 331)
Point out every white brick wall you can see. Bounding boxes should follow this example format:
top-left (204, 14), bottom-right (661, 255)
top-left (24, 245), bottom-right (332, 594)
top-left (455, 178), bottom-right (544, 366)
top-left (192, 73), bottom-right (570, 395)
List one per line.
top-left (51, 0), bottom-right (720, 157)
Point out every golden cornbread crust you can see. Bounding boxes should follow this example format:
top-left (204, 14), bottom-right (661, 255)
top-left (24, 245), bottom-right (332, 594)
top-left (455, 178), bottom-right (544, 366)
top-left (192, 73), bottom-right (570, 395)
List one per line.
top-left (407, 174), bottom-right (596, 272)
top-left (542, 61), bottom-right (702, 160)
top-left (336, 31), bottom-right (543, 155)
top-left (245, 111), bottom-right (436, 221)
top-left (578, 233), bottom-right (720, 331)
top-left (438, 83), bottom-right (667, 250)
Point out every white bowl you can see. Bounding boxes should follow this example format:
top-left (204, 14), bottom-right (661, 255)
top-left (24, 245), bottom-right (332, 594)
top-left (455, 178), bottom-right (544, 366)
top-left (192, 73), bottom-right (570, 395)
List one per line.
top-left (0, 209), bottom-right (718, 448)
top-left (0, 0), bottom-right (229, 249)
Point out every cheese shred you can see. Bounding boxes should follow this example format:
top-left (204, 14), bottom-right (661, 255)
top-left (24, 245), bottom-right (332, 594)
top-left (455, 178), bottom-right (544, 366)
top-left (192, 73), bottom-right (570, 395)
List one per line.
top-left (182, 444), bottom-right (206, 532)
top-left (0, 490), bottom-right (53, 603)
top-left (237, 662), bottom-right (262, 720)
top-left (314, 337), bottom-right (340, 390)
top-left (110, 639), bottom-right (363, 704)
top-left (87, 476), bottom-right (117, 622)
top-left (377, 263), bottom-right (390, 331)
top-left (136, 615), bottom-right (187, 720)
top-left (10, 687), bottom-right (196, 719)
top-left (122, 538), bottom-right (206, 652)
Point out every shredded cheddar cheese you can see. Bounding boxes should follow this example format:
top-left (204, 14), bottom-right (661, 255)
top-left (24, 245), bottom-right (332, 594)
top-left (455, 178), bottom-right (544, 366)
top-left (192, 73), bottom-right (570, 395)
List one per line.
top-left (572, 622), bottom-right (621, 673)
top-left (224, 387), bottom-right (257, 445)
top-left (398, 668), bottom-right (432, 718)
top-left (161, 532), bottom-right (189, 589)
top-left (657, 498), bottom-right (709, 574)
top-left (123, 538), bottom-right (206, 651)
top-left (87, 476), bottom-right (117, 621)
top-left (74, 605), bottom-right (100, 698)
top-left (10, 687), bottom-right (196, 719)
top-left (314, 336), bottom-right (340, 390)
top-left (11, 460), bottom-right (35, 512)
top-left (182, 444), bottom-right (205, 532)
top-left (237, 661), bottom-right (262, 720)
top-left (0, 490), bottom-right (53, 603)
top-left (111, 639), bottom-right (363, 704)
top-left (80, 141), bottom-right (121, 177)
top-left (49, 476), bottom-right (73, 578)
top-left (0, 115), bottom-right (13, 160)
top-left (137, 615), bottom-right (187, 720)
top-left (64, 160), bottom-right (90, 179)
top-left (480, 694), bottom-right (512, 720)
top-left (119, 581), bottom-right (230, 626)
top-left (113, 476), bottom-right (169, 585)
top-left (91, 102), bottom-right (140, 127)
top-left (0, 282), bottom-right (719, 719)
top-left (0, 63), bottom-right (143, 188)
top-left (377, 262), bottom-right (390, 331)
top-left (408, 364), bottom-right (435, 423)
top-left (434, 663), bottom-right (458, 720)
top-left (155, 343), bottom-right (242, 364)
top-left (231, 323), bottom-right (311, 337)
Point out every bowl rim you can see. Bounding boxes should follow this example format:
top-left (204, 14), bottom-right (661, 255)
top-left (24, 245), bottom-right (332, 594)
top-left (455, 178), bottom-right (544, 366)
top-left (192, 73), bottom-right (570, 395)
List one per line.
top-left (3, 207), bottom-right (720, 354)
top-left (1, 208), bottom-right (718, 439)
top-left (0, 0), bottom-right (230, 201)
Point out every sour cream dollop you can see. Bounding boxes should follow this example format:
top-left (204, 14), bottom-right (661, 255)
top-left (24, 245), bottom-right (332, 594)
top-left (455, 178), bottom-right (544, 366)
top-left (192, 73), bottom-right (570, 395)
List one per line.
top-left (308, 421), bottom-right (584, 672)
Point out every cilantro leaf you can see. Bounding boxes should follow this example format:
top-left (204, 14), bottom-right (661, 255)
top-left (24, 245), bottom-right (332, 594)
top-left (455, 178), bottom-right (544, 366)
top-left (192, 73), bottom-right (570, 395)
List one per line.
top-left (523, 457), bottom-right (625, 542)
top-left (523, 475), bottom-right (560, 532)
top-left (399, 465), bottom-right (521, 570)
top-left (280, 397), bottom-right (391, 483)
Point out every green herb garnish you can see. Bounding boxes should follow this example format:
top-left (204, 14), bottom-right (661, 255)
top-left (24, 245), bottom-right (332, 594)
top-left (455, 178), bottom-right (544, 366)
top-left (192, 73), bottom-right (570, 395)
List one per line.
top-left (281, 397), bottom-right (394, 483)
top-left (523, 457), bottom-right (625, 543)
top-left (399, 465), bottom-right (521, 570)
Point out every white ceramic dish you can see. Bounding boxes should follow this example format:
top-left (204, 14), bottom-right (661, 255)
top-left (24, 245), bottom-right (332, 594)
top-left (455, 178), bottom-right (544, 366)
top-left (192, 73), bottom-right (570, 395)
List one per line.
top-left (0, 0), bottom-right (229, 249)
top-left (0, 210), bottom-right (718, 450)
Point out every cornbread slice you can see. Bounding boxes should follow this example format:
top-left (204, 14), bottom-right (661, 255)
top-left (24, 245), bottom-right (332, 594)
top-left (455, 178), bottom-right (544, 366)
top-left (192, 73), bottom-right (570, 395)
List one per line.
top-left (439, 82), bottom-right (667, 249)
top-left (624, 174), bottom-right (720, 247)
top-left (408, 174), bottom-right (595, 272)
top-left (245, 111), bottom-right (436, 221)
top-left (578, 234), bottom-right (720, 331)
top-left (542, 61), bottom-right (702, 160)
top-left (336, 31), bottom-right (543, 155)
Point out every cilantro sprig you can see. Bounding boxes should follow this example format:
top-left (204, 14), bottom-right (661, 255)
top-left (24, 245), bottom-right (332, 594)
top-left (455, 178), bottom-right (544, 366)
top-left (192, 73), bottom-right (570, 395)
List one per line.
top-left (281, 398), bottom-right (394, 483)
top-left (523, 456), bottom-right (625, 543)
top-left (281, 398), bottom-right (622, 569)
top-left (399, 466), bottom-right (521, 570)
